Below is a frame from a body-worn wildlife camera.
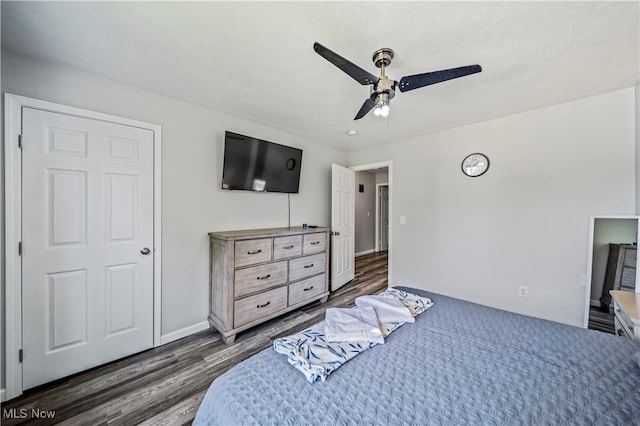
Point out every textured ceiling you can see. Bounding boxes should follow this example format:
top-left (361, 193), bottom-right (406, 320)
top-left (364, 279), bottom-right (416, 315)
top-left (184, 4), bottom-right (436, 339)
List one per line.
top-left (2, 2), bottom-right (638, 150)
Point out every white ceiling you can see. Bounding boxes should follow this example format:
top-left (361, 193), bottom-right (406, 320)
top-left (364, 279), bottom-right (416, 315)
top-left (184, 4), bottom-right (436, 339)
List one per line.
top-left (2, 1), bottom-right (638, 151)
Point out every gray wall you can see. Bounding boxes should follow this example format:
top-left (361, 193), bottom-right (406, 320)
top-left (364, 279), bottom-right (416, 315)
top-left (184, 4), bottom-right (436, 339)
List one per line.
top-left (349, 88), bottom-right (637, 328)
top-left (1, 50), bottom-right (348, 390)
top-left (375, 171), bottom-right (388, 185)
top-left (354, 171), bottom-right (376, 254)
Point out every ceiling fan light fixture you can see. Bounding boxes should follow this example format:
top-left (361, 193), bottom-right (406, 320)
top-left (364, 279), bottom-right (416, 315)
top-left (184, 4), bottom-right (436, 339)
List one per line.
top-left (373, 93), bottom-right (390, 117)
top-left (373, 103), bottom-right (389, 117)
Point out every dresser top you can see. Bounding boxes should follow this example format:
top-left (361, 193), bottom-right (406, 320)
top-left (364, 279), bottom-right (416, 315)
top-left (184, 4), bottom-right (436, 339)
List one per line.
top-left (609, 243), bottom-right (637, 249)
top-left (610, 290), bottom-right (640, 325)
top-left (209, 226), bottom-right (329, 240)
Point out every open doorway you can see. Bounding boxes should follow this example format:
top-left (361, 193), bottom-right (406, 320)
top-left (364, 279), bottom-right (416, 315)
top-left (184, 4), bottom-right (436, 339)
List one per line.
top-left (351, 161), bottom-right (392, 287)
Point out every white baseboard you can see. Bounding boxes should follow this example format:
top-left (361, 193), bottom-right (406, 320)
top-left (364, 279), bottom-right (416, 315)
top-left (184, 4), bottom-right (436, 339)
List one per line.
top-left (1, 388), bottom-right (6, 403)
top-left (355, 249), bottom-right (374, 257)
top-left (159, 321), bottom-right (210, 346)
top-left (590, 299), bottom-right (601, 307)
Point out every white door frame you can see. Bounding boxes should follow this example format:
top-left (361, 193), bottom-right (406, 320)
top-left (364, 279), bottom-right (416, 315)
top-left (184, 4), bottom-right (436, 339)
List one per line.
top-left (350, 161), bottom-right (392, 286)
top-left (584, 215), bottom-right (640, 329)
top-left (375, 183), bottom-right (389, 252)
top-left (4, 93), bottom-right (162, 400)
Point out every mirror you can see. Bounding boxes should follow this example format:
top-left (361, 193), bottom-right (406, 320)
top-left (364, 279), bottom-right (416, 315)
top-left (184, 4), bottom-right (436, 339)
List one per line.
top-left (585, 216), bottom-right (639, 330)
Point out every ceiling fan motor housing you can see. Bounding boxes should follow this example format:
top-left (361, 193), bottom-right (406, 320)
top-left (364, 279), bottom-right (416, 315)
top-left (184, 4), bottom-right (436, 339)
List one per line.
top-left (371, 48), bottom-right (396, 102)
top-left (370, 75), bottom-right (396, 101)
top-left (372, 48), bottom-right (394, 68)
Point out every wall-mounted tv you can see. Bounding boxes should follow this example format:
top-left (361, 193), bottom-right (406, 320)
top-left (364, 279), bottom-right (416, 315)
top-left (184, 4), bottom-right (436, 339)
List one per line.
top-left (221, 131), bottom-right (303, 193)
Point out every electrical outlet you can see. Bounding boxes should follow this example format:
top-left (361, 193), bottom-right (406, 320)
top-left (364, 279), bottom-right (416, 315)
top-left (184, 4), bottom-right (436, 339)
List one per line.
top-left (518, 285), bottom-right (529, 298)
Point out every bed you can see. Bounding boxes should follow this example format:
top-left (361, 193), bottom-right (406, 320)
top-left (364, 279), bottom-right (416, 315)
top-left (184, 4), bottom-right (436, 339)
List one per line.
top-left (194, 287), bottom-right (640, 425)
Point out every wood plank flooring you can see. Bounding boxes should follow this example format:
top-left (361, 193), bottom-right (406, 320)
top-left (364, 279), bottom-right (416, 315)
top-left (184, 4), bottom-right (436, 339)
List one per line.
top-left (1, 251), bottom-right (388, 426)
top-left (587, 305), bottom-right (615, 335)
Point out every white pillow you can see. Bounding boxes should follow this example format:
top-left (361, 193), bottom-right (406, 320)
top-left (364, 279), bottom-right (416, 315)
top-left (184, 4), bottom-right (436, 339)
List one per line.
top-left (324, 306), bottom-right (385, 344)
top-left (355, 294), bottom-right (415, 324)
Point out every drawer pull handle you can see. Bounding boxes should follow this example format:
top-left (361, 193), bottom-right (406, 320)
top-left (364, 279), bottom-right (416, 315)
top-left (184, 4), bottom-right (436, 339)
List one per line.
top-left (247, 249), bottom-right (262, 255)
top-left (310, 241), bottom-right (320, 245)
top-left (257, 301), bottom-right (271, 309)
top-left (629, 325), bottom-right (634, 331)
top-left (303, 286), bottom-right (314, 292)
top-left (304, 264), bottom-right (314, 269)
top-left (257, 274), bottom-right (271, 280)
top-left (283, 245), bottom-right (295, 249)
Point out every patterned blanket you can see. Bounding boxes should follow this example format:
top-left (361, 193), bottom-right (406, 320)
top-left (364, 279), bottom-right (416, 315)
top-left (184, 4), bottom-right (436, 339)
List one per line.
top-left (272, 288), bottom-right (433, 383)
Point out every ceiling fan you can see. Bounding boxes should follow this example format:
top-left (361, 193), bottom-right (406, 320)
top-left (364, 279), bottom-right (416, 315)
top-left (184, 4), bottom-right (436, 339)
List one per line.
top-left (313, 42), bottom-right (482, 120)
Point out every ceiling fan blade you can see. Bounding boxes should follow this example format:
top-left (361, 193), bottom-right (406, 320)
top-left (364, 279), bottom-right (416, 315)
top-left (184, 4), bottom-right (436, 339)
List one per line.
top-left (398, 65), bottom-right (482, 93)
top-left (314, 42), bottom-right (379, 86)
top-left (354, 98), bottom-right (376, 120)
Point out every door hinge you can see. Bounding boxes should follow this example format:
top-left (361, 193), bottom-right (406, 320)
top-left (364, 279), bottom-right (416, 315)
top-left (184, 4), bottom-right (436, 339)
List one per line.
top-left (18, 134), bottom-right (23, 149)
top-left (19, 349), bottom-right (23, 363)
top-left (18, 241), bottom-right (23, 256)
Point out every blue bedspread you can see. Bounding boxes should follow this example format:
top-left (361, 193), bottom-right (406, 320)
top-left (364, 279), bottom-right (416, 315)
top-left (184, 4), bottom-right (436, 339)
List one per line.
top-left (194, 288), bottom-right (640, 425)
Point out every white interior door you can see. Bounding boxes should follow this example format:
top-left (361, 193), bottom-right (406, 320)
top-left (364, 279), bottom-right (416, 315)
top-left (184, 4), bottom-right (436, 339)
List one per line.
top-left (22, 107), bottom-right (155, 389)
top-left (331, 164), bottom-right (355, 291)
top-left (379, 185), bottom-right (389, 251)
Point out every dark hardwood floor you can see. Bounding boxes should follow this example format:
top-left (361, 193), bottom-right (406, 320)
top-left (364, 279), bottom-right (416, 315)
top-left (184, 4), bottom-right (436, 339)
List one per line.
top-left (1, 251), bottom-right (388, 426)
top-left (587, 305), bottom-right (615, 335)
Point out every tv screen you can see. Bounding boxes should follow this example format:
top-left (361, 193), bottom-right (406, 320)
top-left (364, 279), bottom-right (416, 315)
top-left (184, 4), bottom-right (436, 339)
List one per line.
top-left (222, 131), bottom-right (303, 193)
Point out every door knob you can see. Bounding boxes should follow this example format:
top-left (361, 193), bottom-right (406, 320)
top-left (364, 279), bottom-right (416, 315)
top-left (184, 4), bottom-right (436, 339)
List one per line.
top-left (141, 247), bottom-right (151, 255)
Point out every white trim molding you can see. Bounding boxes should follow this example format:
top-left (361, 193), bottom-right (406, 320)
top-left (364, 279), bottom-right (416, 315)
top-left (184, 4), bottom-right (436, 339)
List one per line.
top-left (160, 321), bottom-right (211, 346)
top-left (3, 93), bottom-right (162, 400)
top-left (355, 249), bottom-right (375, 257)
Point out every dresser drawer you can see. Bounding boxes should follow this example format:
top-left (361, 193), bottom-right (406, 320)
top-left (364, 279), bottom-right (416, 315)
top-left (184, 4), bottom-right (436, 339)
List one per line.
top-left (234, 286), bottom-right (288, 328)
top-left (303, 232), bottom-right (326, 255)
top-left (289, 274), bottom-right (326, 306)
top-left (289, 253), bottom-right (326, 282)
top-left (623, 248), bottom-right (636, 268)
top-left (235, 238), bottom-right (272, 267)
top-left (234, 261), bottom-right (287, 298)
top-left (274, 235), bottom-right (302, 260)
top-left (620, 267), bottom-right (636, 291)
top-left (614, 300), bottom-right (636, 338)
top-left (615, 316), bottom-right (633, 339)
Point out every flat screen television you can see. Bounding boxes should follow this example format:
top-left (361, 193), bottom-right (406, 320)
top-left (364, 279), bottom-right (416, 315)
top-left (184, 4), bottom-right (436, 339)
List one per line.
top-left (221, 131), bottom-right (303, 193)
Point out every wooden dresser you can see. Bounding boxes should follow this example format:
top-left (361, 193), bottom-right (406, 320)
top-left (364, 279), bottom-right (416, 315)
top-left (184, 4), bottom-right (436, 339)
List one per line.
top-left (600, 243), bottom-right (636, 311)
top-left (610, 290), bottom-right (640, 341)
top-left (208, 227), bottom-right (330, 344)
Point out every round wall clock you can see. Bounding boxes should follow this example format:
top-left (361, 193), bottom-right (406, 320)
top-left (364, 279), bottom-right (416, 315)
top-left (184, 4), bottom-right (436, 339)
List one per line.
top-left (461, 153), bottom-right (490, 177)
